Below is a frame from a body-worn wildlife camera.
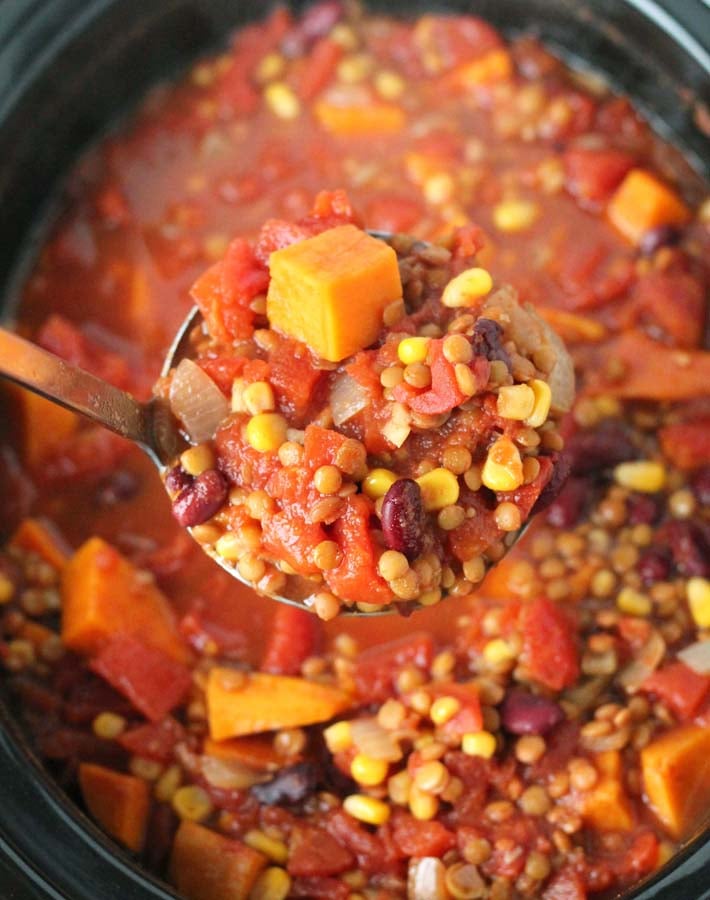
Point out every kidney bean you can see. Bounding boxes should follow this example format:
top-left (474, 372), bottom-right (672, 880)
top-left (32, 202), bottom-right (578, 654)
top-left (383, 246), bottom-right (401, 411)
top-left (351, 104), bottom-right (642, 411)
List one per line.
top-left (471, 318), bottom-right (511, 367)
top-left (251, 762), bottom-right (318, 806)
top-left (566, 421), bottom-right (636, 475)
top-left (660, 520), bottom-right (710, 578)
top-left (165, 465), bottom-right (192, 495)
top-left (637, 547), bottom-right (671, 585)
top-left (627, 493), bottom-right (660, 526)
top-left (639, 224), bottom-right (680, 256)
top-left (380, 479), bottom-right (426, 561)
top-left (500, 689), bottom-right (564, 735)
top-left (690, 466), bottom-right (710, 506)
top-left (172, 469), bottom-right (228, 528)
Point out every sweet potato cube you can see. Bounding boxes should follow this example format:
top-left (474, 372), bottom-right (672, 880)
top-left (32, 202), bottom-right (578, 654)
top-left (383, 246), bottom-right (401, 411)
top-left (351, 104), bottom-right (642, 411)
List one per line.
top-left (78, 763), bottom-right (150, 852)
top-left (10, 517), bottom-right (70, 572)
top-left (607, 169), bottom-right (690, 245)
top-left (169, 820), bottom-right (267, 900)
top-left (14, 387), bottom-right (78, 467)
top-left (61, 537), bottom-right (190, 664)
top-left (206, 669), bottom-right (352, 740)
top-left (641, 724), bottom-right (710, 838)
top-left (266, 224), bottom-right (402, 362)
top-left (577, 772), bottom-right (634, 832)
top-left (315, 100), bottom-right (406, 136)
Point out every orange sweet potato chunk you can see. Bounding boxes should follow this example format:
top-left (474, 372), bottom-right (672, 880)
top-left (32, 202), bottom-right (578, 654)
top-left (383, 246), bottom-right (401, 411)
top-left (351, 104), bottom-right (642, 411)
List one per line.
top-left (576, 773), bottom-right (635, 832)
top-left (207, 669), bottom-right (352, 740)
top-left (169, 820), bottom-right (267, 900)
top-left (14, 387), bottom-right (78, 467)
top-left (61, 537), bottom-right (190, 664)
top-left (607, 169), bottom-right (690, 245)
top-left (641, 724), bottom-right (710, 839)
top-left (266, 224), bottom-right (402, 362)
top-left (315, 100), bottom-right (406, 136)
top-left (10, 517), bottom-right (70, 572)
top-left (78, 763), bottom-right (150, 852)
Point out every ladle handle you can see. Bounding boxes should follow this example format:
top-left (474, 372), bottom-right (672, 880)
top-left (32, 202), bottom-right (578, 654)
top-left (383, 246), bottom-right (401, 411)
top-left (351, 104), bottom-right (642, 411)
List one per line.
top-left (0, 326), bottom-right (156, 452)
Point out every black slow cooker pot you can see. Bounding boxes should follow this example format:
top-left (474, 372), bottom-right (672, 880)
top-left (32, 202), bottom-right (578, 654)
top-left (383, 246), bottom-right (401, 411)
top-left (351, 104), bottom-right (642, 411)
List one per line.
top-left (0, 1), bottom-right (708, 898)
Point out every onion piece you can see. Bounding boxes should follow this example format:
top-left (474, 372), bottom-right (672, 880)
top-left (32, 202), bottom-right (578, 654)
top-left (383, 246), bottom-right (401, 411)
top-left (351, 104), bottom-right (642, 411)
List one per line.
top-left (677, 640), bottom-right (710, 675)
top-left (169, 358), bottom-right (230, 443)
top-left (618, 628), bottom-right (666, 692)
top-left (330, 372), bottom-right (368, 426)
top-left (408, 858), bottom-right (447, 900)
top-left (349, 717), bottom-right (403, 762)
top-left (200, 755), bottom-right (268, 790)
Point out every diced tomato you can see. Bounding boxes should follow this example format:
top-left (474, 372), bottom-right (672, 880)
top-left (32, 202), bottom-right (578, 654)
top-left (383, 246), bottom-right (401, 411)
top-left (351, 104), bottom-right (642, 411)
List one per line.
top-left (406, 339), bottom-right (467, 415)
top-left (365, 193), bottom-right (424, 233)
top-left (290, 877), bottom-right (350, 900)
top-left (90, 635), bottom-right (192, 722)
top-left (354, 632), bottom-right (435, 702)
top-left (632, 270), bottom-right (705, 349)
top-left (261, 510), bottom-right (326, 575)
top-left (214, 418), bottom-right (281, 491)
top-left (497, 455), bottom-right (554, 519)
top-left (287, 825), bottom-right (355, 877)
top-left (38, 427), bottom-right (132, 486)
top-left (390, 810), bottom-right (456, 857)
top-left (327, 810), bottom-right (404, 874)
top-left (261, 606), bottom-right (320, 675)
top-left (659, 419), bottom-right (710, 470)
top-left (563, 147), bottom-right (635, 207)
top-left (326, 495), bottom-right (394, 607)
top-left (303, 425), bottom-right (349, 471)
top-left (117, 717), bottom-right (185, 763)
top-left (197, 356), bottom-right (269, 396)
top-left (449, 506), bottom-right (501, 562)
top-left (608, 831), bottom-right (659, 880)
top-left (297, 38), bottom-right (343, 100)
top-left (521, 597), bottom-right (579, 691)
top-left (254, 219), bottom-right (311, 263)
top-left (641, 662), bottom-right (710, 721)
top-left (542, 865), bottom-right (587, 900)
top-left (430, 683), bottom-right (483, 739)
top-left (414, 15), bottom-right (503, 72)
top-left (269, 337), bottom-right (324, 420)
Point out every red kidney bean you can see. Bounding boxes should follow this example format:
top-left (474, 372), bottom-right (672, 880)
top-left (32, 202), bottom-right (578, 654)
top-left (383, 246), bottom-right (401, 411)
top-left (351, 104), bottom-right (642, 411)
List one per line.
top-left (627, 493), bottom-right (660, 526)
top-left (471, 318), bottom-right (511, 367)
top-left (566, 421), bottom-right (636, 475)
top-left (165, 465), bottom-right (192, 494)
top-left (690, 467), bottom-right (710, 506)
top-left (500, 689), bottom-right (564, 735)
top-left (251, 762), bottom-right (318, 805)
top-left (637, 547), bottom-right (671, 585)
top-left (381, 478), bottom-right (425, 561)
top-left (639, 224), bottom-right (680, 256)
top-left (659, 520), bottom-right (710, 578)
top-left (172, 469), bottom-right (228, 528)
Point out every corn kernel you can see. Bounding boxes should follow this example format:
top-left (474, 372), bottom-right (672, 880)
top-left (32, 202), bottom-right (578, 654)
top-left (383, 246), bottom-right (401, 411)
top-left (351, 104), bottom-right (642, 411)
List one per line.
top-left (154, 764), bottom-right (182, 803)
top-left (172, 785), bottom-right (213, 822)
top-left (246, 413), bottom-right (288, 452)
top-left (687, 577), bottom-right (710, 628)
top-left (442, 268), bottom-right (493, 308)
top-left (343, 794), bottom-right (391, 825)
top-left (430, 696), bottom-right (461, 726)
top-left (243, 381), bottom-right (276, 415)
top-left (424, 173), bottom-right (455, 205)
top-left (180, 443), bottom-right (215, 476)
top-left (351, 753), bottom-right (389, 786)
top-left (416, 467), bottom-right (460, 511)
top-left (244, 829), bottom-right (288, 864)
top-left (481, 437), bottom-right (524, 492)
top-left (264, 81), bottom-right (301, 119)
top-left (375, 69), bottom-right (406, 100)
top-left (255, 52), bottom-right (285, 83)
top-left (614, 460), bottom-right (666, 493)
top-left (409, 783), bottom-right (439, 820)
top-left (250, 866), bottom-right (291, 900)
top-left (0, 573), bottom-right (14, 604)
top-left (92, 712), bottom-right (126, 740)
top-left (483, 638), bottom-right (516, 665)
top-left (493, 199), bottom-right (539, 233)
top-left (362, 468), bottom-right (398, 499)
top-left (525, 379), bottom-right (552, 428)
top-left (323, 720), bottom-right (353, 753)
top-left (616, 587), bottom-right (651, 617)
top-left (497, 384), bottom-right (535, 421)
top-left (398, 336), bottom-right (430, 365)
top-left (462, 731), bottom-right (497, 759)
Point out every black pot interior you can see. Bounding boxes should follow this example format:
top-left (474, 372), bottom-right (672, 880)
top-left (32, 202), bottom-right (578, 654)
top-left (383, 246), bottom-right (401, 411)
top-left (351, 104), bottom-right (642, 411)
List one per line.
top-left (0, 1), bottom-right (709, 898)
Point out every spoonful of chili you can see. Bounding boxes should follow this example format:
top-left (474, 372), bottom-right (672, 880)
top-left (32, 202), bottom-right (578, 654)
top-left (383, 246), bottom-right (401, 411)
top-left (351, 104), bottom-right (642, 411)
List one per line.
top-left (0, 201), bottom-right (574, 618)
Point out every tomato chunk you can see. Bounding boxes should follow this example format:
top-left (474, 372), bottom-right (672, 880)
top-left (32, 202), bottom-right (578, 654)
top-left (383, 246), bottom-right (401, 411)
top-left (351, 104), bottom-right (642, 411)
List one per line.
top-left (521, 597), bottom-right (579, 691)
top-left (642, 662), bottom-right (710, 721)
top-left (354, 632), bottom-right (435, 701)
top-left (261, 606), bottom-right (320, 676)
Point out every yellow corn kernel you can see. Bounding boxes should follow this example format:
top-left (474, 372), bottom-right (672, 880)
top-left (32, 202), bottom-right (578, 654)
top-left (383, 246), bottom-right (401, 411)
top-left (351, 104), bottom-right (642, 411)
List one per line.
top-left (92, 712), bottom-right (126, 740)
top-left (614, 460), bottom-right (667, 493)
top-left (154, 765), bottom-right (182, 803)
top-left (249, 866), bottom-right (291, 900)
top-left (180, 443), bottom-right (215, 476)
top-left (525, 379), bottom-right (552, 428)
top-left (388, 769), bottom-right (413, 805)
top-left (255, 53), bottom-right (285, 83)
top-left (246, 413), bottom-right (288, 452)
top-left (442, 267), bottom-right (493, 308)
top-left (351, 753), bottom-right (389, 786)
top-left (343, 794), bottom-right (391, 825)
top-left (492, 199), bottom-right (539, 233)
top-left (687, 577), bottom-right (710, 628)
top-left (497, 384), bottom-right (535, 421)
top-left (171, 785), bottom-right (213, 822)
top-left (423, 173), bottom-right (455, 205)
top-left (616, 587), bottom-right (651, 617)
top-left (264, 81), bottom-right (301, 119)
top-left (375, 69), bottom-right (405, 100)
top-left (323, 720), bottom-right (353, 753)
top-left (362, 468), bottom-right (398, 499)
top-left (243, 381), bottom-right (276, 415)
top-left (0, 572), bottom-right (14, 604)
top-left (244, 830), bottom-right (288, 864)
top-left (481, 437), bottom-right (524, 492)
top-left (409, 783), bottom-right (439, 820)
top-left (483, 638), bottom-right (516, 666)
top-left (416, 468), bottom-right (460, 511)
top-left (398, 336), bottom-right (430, 365)
top-left (430, 696), bottom-right (461, 726)
top-left (462, 731), bottom-right (497, 759)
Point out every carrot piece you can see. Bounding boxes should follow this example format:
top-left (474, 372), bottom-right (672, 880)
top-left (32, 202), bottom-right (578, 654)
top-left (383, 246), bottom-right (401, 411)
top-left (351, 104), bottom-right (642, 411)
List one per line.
top-left (606, 169), bottom-right (690, 245)
top-left (10, 517), bottom-right (70, 571)
top-left (13, 387), bottom-right (78, 467)
top-left (61, 537), bottom-right (190, 664)
top-left (444, 48), bottom-right (513, 89)
top-left (266, 224), bottom-right (402, 362)
top-left (315, 99), bottom-right (406, 136)
top-left (536, 307), bottom-right (607, 343)
top-left (641, 724), bottom-right (710, 838)
top-left (206, 669), bottom-right (351, 740)
top-left (203, 736), bottom-right (283, 771)
top-left (78, 763), bottom-right (150, 852)
top-left (575, 770), bottom-right (634, 832)
top-left (169, 820), bottom-right (267, 900)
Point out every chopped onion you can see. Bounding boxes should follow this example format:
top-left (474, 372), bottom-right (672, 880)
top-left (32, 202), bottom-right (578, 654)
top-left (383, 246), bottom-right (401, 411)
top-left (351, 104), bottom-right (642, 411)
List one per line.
top-left (200, 755), bottom-right (268, 790)
top-left (618, 628), bottom-right (666, 692)
top-left (169, 358), bottom-right (230, 443)
top-left (408, 858), bottom-right (447, 900)
top-left (349, 717), bottom-right (403, 762)
top-left (383, 401), bottom-right (411, 448)
top-left (677, 640), bottom-right (710, 675)
top-left (330, 372), bottom-right (368, 426)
